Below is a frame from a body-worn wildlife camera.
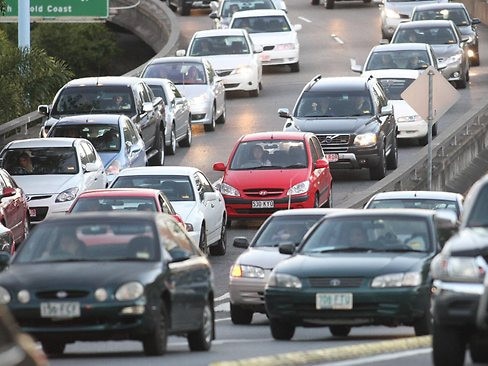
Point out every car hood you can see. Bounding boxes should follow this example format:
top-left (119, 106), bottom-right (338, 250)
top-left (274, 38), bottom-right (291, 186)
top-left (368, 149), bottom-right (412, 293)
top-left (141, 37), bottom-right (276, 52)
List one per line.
top-left (13, 175), bottom-right (81, 195)
top-left (176, 84), bottom-right (211, 100)
top-left (274, 252), bottom-right (429, 277)
top-left (204, 55), bottom-right (254, 70)
top-left (250, 32), bottom-right (297, 46)
top-left (390, 100), bottom-right (419, 118)
top-left (431, 44), bottom-right (462, 58)
top-left (224, 168), bottom-right (309, 188)
top-left (444, 227), bottom-right (488, 257)
top-left (291, 116), bottom-right (375, 134)
top-left (171, 201), bottom-right (198, 222)
top-left (236, 247), bottom-right (290, 269)
top-left (0, 262), bottom-right (162, 289)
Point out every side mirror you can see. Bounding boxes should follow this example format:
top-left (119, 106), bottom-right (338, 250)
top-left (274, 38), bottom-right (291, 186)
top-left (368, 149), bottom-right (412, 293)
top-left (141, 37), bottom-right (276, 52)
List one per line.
top-left (213, 162), bottom-right (226, 171)
top-left (38, 105), bottom-right (50, 115)
top-left (472, 18), bottom-right (481, 25)
top-left (379, 39), bottom-right (389, 45)
top-left (350, 58), bottom-right (363, 73)
top-left (294, 24), bottom-right (302, 32)
top-left (203, 191), bottom-right (219, 202)
top-left (0, 187), bottom-right (16, 199)
top-left (314, 158), bottom-right (329, 170)
top-left (175, 49), bottom-right (186, 57)
top-left (84, 162), bottom-right (98, 173)
top-left (435, 209), bottom-right (459, 247)
top-left (142, 102), bottom-right (153, 113)
top-left (233, 237), bottom-right (250, 249)
top-left (209, 12), bottom-right (219, 19)
top-left (278, 242), bottom-right (295, 255)
top-left (460, 35), bottom-right (470, 43)
top-left (380, 104), bottom-right (393, 117)
top-left (253, 44), bottom-right (263, 54)
top-left (278, 108), bottom-right (291, 118)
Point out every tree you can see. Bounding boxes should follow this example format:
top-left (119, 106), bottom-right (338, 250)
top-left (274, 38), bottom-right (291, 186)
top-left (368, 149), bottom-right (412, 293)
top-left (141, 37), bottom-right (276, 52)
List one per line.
top-left (0, 1), bottom-right (6, 16)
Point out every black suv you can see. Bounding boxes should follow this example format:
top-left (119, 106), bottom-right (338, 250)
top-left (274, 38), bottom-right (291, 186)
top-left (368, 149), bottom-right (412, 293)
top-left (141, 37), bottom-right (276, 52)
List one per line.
top-left (279, 75), bottom-right (398, 180)
top-left (431, 174), bottom-right (488, 366)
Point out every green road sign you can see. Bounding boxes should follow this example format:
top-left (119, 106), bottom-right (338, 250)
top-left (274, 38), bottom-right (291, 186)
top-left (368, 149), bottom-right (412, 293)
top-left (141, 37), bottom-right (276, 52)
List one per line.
top-left (4, 0), bottom-right (109, 18)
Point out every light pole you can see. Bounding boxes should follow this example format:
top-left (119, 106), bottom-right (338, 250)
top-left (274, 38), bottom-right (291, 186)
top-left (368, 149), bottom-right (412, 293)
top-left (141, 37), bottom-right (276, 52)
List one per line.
top-left (18, 0), bottom-right (30, 50)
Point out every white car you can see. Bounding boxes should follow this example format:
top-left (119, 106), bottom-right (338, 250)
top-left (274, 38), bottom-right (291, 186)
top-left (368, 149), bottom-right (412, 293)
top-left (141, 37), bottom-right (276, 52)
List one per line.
top-left (0, 138), bottom-right (107, 224)
top-left (142, 57), bottom-right (226, 133)
top-left (363, 69), bottom-right (435, 145)
top-left (178, 28), bottom-right (263, 97)
top-left (109, 166), bottom-right (228, 256)
top-left (142, 77), bottom-right (193, 153)
top-left (229, 9), bottom-right (301, 72)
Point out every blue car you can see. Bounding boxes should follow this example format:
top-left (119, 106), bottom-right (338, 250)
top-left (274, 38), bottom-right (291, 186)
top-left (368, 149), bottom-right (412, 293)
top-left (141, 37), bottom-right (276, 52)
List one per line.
top-left (47, 114), bottom-right (147, 185)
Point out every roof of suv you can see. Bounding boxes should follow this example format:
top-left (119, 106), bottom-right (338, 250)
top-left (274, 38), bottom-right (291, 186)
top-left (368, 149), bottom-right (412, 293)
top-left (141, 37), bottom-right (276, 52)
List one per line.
top-left (304, 75), bottom-right (372, 93)
top-left (238, 131), bottom-right (311, 142)
top-left (63, 76), bottom-right (143, 88)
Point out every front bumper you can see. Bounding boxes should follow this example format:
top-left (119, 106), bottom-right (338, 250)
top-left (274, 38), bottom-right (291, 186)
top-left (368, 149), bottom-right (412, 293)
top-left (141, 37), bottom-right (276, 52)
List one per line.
top-left (260, 49), bottom-right (299, 67)
top-left (189, 103), bottom-right (213, 126)
top-left (440, 62), bottom-right (464, 82)
top-left (325, 146), bottom-right (382, 170)
top-left (229, 272), bottom-right (272, 312)
top-left (397, 120), bottom-right (428, 140)
top-left (217, 71), bottom-right (259, 93)
top-left (27, 199), bottom-right (72, 223)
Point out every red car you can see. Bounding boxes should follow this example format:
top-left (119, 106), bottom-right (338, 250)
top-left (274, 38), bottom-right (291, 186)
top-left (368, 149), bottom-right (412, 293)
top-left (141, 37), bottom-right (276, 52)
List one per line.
top-left (213, 131), bottom-right (333, 225)
top-left (0, 168), bottom-right (29, 249)
top-left (68, 188), bottom-right (186, 227)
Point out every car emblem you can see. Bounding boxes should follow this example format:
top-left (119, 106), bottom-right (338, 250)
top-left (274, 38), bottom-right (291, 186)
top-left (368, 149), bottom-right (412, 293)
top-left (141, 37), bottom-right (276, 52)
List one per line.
top-left (259, 190), bottom-right (267, 196)
top-left (56, 291), bottom-right (68, 299)
top-left (324, 135), bottom-right (336, 144)
top-left (330, 279), bottom-right (341, 287)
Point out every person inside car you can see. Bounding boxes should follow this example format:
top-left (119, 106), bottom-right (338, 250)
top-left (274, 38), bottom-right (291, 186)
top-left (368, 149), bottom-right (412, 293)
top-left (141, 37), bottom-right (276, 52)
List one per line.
top-left (185, 66), bottom-right (202, 84)
top-left (249, 145), bottom-right (271, 166)
top-left (11, 152), bottom-right (35, 175)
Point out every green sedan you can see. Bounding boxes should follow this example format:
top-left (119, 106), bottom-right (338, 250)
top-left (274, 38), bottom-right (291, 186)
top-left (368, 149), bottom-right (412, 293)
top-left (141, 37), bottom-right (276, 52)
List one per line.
top-left (264, 209), bottom-right (457, 340)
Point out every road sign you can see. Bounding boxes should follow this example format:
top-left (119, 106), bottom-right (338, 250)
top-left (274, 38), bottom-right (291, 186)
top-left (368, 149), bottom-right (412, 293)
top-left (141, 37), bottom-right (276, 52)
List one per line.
top-left (3, 0), bottom-right (108, 18)
top-left (401, 66), bottom-right (460, 123)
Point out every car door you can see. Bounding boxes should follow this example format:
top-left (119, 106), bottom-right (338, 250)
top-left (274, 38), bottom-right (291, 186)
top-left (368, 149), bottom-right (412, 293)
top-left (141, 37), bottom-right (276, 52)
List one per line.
top-left (79, 141), bottom-right (106, 189)
top-left (0, 172), bottom-right (22, 241)
top-left (194, 171), bottom-right (223, 245)
top-left (372, 82), bottom-right (395, 149)
top-left (168, 81), bottom-right (189, 139)
top-left (134, 82), bottom-right (158, 152)
top-left (122, 117), bottom-right (146, 168)
top-left (245, 32), bottom-right (263, 84)
top-left (205, 60), bottom-right (226, 120)
top-left (309, 136), bottom-right (330, 206)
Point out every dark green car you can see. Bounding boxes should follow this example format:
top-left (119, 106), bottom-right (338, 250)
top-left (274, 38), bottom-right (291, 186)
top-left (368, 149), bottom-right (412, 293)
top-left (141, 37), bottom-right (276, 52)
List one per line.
top-left (0, 212), bottom-right (215, 356)
top-left (264, 209), bottom-right (457, 340)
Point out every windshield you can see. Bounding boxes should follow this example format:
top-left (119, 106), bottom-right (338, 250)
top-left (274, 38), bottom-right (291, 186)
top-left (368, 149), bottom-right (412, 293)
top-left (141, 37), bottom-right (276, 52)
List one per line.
top-left (412, 9), bottom-right (470, 26)
top-left (465, 186), bottom-right (488, 227)
top-left (230, 140), bottom-right (307, 170)
top-left (49, 124), bottom-right (121, 152)
top-left (393, 27), bottom-right (457, 45)
top-left (51, 86), bottom-right (135, 116)
top-left (111, 175), bottom-right (195, 202)
top-left (231, 15), bottom-right (291, 33)
top-left (301, 216), bottom-right (432, 253)
top-left (142, 62), bottom-right (207, 85)
top-left (367, 198), bottom-right (460, 218)
top-left (365, 50), bottom-right (430, 71)
top-left (377, 78), bottom-right (415, 100)
top-left (14, 220), bottom-right (160, 263)
top-left (1, 147), bottom-right (79, 175)
top-left (221, 0), bottom-right (275, 17)
top-left (189, 36), bottom-right (250, 56)
top-left (296, 91), bottom-right (373, 118)
top-left (71, 197), bottom-right (157, 213)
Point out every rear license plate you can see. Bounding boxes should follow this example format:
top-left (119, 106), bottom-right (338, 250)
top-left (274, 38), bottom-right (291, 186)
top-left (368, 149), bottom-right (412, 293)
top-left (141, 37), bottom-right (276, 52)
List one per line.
top-left (326, 154), bottom-right (339, 162)
top-left (252, 200), bottom-right (274, 209)
top-left (40, 302), bottom-right (81, 318)
top-left (28, 208), bottom-right (36, 217)
top-left (316, 293), bottom-right (353, 310)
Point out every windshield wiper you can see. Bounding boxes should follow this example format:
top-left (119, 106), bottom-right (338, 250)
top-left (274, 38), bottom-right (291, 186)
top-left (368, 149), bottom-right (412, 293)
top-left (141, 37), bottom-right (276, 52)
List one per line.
top-left (310, 246), bottom-right (377, 253)
top-left (382, 248), bottom-right (424, 253)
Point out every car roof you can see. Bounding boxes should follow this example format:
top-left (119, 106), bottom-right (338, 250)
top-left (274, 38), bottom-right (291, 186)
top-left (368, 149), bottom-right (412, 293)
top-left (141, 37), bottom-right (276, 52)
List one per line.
top-left (306, 76), bottom-right (371, 92)
top-left (363, 69), bottom-right (420, 80)
top-left (324, 208), bottom-right (438, 219)
top-left (238, 131), bottom-right (313, 142)
top-left (77, 188), bottom-right (161, 198)
top-left (64, 76), bottom-right (142, 88)
top-left (269, 208), bottom-right (351, 217)
top-left (370, 43), bottom-right (430, 52)
top-left (55, 114), bottom-right (123, 125)
top-left (396, 19), bottom-right (454, 29)
top-left (5, 137), bottom-right (80, 149)
top-left (369, 191), bottom-right (463, 201)
top-left (147, 56), bottom-right (206, 64)
top-left (231, 9), bottom-right (288, 17)
top-left (413, 2), bottom-right (466, 11)
top-left (41, 211), bottom-right (167, 224)
top-left (116, 166), bottom-right (200, 177)
top-left (193, 28), bottom-right (248, 37)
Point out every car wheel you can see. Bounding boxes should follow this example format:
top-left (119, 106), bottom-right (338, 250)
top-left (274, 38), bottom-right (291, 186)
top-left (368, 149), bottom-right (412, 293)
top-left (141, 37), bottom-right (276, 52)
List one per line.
top-left (323, 184), bottom-right (332, 208)
top-left (226, 218), bottom-right (232, 228)
top-left (329, 325), bottom-right (351, 337)
top-left (216, 102), bottom-right (226, 124)
top-left (419, 134), bottom-right (428, 146)
top-left (187, 301), bottom-right (213, 351)
top-left (470, 339), bottom-right (488, 363)
top-left (209, 218), bottom-right (226, 256)
top-left (41, 340), bottom-right (65, 356)
top-left (456, 72), bottom-right (468, 89)
top-left (204, 106), bottom-right (216, 132)
top-left (270, 318), bottom-right (295, 340)
top-left (325, 0), bottom-right (334, 9)
top-left (386, 136), bottom-right (398, 170)
top-left (165, 125), bottom-right (176, 155)
top-left (199, 224), bottom-right (209, 256)
top-left (290, 62), bottom-right (300, 73)
top-left (432, 122), bottom-right (438, 136)
top-left (249, 87), bottom-right (260, 97)
top-left (148, 130), bottom-right (164, 166)
top-left (369, 147), bottom-right (386, 180)
top-left (142, 303), bottom-right (168, 356)
top-left (230, 304), bottom-right (253, 325)
top-left (413, 312), bottom-right (431, 336)
top-left (313, 193), bottom-right (320, 208)
top-left (179, 119), bottom-right (192, 147)
top-left (432, 322), bottom-right (466, 366)
top-left (311, 0), bottom-right (320, 4)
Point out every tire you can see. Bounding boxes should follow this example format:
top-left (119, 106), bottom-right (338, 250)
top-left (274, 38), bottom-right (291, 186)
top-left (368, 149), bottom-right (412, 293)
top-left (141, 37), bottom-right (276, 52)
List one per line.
top-left (209, 218), bottom-right (226, 256)
top-left (470, 340), bottom-right (488, 363)
top-left (313, 193), bottom-right (320, 208)
top-left (432, 121), bottom-right (438, 136)
top-left (165, 125), bottom-right (176, 155)
top-left (386, 136), bottom-right (398, 170)
top-left (204, 106), bottom-right (216, 132)
top-left (226, 218), bottom-right (232, 228)
top-left (198, 224), bottom-right (209, 256)
top-left (311, 0), bottom-right (320, 4)
top-left (142, 303), bottom-right (168, 356)
top-left (369, 147), bottom-right (386, 180)
top-left (270, 318), bottom-right (295, 340)
top-left (41, 340), bottom-right (65, 356)
top-left (179, 120), bottom-right (192, 147)
top-left (148, 130), bottom-right (164, 166)
top-left (187, 301), bottom-right (214, 351)
top-left (419, 134), bottom-right (428, 146)
top-left (329, 325), bottom-right (351, 337)
top-left (413, 312), bottom-right (432, 336)
top-left (216, 102), bottom-right (226, 124)
top-left (325, 0), bottom-right (334, 9)
top-left (230, 303), bottom-right (253, 325)
top-left (323, 184), bottom-right (332, 208)
top-left (249, 87), bottom-right (260, 97)
top-left (456, 72), bottom-right (467, 89)
top-left (432, 322), bottom-right (466, 366)
top-left (290, 62), bottom-right (300, 73)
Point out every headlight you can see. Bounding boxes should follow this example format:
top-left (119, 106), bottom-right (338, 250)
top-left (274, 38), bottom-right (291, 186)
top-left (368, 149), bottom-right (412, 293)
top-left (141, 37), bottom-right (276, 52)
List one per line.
top-left (55, 187), bottom-right (79, 203)
top-left (287, 180), bottom-right (310, 196)
top-left (443, 54), bottom-right (462, 65)
top-left (115, 281), bottom-right (144, 301)
top-left (275, 43), bottom-right (296, 50)
top-left (354, 133), bottom-right (377, 147)
top-left (384, 9), bottom-right (400, 19)
top-left (397, 115), bottom-right (422, 123)
top-left (233, 65), bottom-right (253, 76)
top-left (432, 255), bottom-right (486, 282)
top-left (267, 272), bottom-right (302, 288)
top-left (0, 286), bottom-right (11, 304)
top-left (371, 272), bottom-right (422, 287)
top-left (220, 182), bottom-right (240, 197)
top-left (231, 264), bottom-right (265, 279)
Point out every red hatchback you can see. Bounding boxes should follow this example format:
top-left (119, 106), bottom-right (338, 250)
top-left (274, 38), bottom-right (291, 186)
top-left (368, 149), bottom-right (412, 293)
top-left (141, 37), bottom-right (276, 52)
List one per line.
top-left (213, 131), bottom-right (333, 225)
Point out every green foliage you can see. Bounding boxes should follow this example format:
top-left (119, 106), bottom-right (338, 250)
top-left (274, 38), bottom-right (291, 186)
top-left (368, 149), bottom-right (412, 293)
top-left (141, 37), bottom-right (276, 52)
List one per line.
top-left (0, 0), bottom-right (6, 15)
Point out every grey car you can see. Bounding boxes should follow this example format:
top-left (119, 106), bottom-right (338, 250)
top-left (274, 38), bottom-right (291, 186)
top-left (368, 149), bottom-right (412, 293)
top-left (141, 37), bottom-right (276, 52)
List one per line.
top-left (391, 19), bottom-right (470, 89)
top-left (143, 78), bottom-right (193, 155)
top-left (411, 2), bottom-right (481, 66)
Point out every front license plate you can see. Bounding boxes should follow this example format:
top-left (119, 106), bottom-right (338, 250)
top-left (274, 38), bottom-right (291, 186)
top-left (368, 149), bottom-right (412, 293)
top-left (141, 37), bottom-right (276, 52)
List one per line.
top-left (28, 208), bottom-right (36, 217)
top-left (40, 302), bottom-right (81, 318)
top-left (316, 293), bottom-right (353, 310)
top-left (252, 200), bottom-right (274, 209)
top-left (326, 154), bottom-right (339, 163)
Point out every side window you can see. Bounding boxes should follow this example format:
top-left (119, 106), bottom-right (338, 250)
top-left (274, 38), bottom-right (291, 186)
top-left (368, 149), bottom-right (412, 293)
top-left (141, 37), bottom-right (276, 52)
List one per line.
top-left (0, 174), bottom-right (7, 190)
top-left (123, 119), bottom-right (140, 145)
top-left (309, 137), bottom-right (322, 162)
top-left (138, 83), bottom-right (152, 104)
top-left (159, 195), bottom-right (172, 214)
top-left (0, 171), bottom-right (14, 188)
top-left (81, 141), bottom-right (97, 164)
top-left (170, 83), bottom-right (183, 98)
top-left (196, 172), bottom-right (213, 194)
top-left (157, 217), bottom-right (199, 258)
top-left (78, 143), bottom-right (89, 166)
top-left (205, 61), bottom-right (214, 84)
top-left (372, 83), bottom-right (387, 109)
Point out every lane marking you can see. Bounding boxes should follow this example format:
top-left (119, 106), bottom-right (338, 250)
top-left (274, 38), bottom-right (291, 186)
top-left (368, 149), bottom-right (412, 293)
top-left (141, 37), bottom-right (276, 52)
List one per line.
top-left (323, 348), bottom-right (431, 366)
top-left (215, 302), bottom-right (230, 312)
top-left (215, 317), bottom-right (231, 323)
top-left (215, 292), bottom-right (230, 301)
top-left (331, 34), bottom-right (344, 45)
top-left (298, 16), bottom-right (312, 23)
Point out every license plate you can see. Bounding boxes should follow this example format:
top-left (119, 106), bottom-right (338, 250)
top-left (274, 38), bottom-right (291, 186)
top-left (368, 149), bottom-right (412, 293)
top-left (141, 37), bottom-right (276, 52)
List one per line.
top-left (40, 302), bottom-right (81, 318)
top-left (316, 293), bottom-right (353, 310)
top-left (252, 200), bottom-right (274, 209)
top-left (29, 208), bottom-right (36, 217)
top-left (326, 154), bottom-right (339, 163)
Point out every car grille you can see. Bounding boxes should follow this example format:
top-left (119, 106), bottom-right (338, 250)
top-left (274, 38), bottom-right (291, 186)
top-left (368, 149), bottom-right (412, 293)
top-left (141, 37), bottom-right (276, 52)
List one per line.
top-left (29, 206), bottom-right (49, 222)
top-left (216, 70), bottom-right (233, 77)
top-left (27, 195), bottom-right (52, 201)
top-left (224, 83), bottom-right (240, 89)
top-left (316, 134), bottom-right (350, 146)
top-left (308, 277), bottom-right (364, 288)
top-left (399, 14), bottom-right (410, 19)
top-left (36, 290), bottom-right (90, 299)
top-left (243, 188), bottom-right (284, 197)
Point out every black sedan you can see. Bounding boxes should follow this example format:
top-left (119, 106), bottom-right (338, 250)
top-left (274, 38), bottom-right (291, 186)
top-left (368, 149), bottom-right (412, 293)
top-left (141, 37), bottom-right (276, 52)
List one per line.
top-left (264, 209), bottom-right (458, 340)
top-left (0, 212), bottom-right (215, 356)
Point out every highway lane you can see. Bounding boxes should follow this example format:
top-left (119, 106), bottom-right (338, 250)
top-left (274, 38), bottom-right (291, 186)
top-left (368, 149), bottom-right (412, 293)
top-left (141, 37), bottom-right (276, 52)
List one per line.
top-left (41, 1), bottom-right (488, 364)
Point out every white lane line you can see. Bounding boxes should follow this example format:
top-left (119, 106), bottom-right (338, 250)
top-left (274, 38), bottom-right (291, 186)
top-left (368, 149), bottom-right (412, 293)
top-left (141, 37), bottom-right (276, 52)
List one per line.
top-left (331, 34), bottom-right (344, 45)
top-left (298, 16), bottom-right (312, 23)
top-left (215, 302), bottom-right (230, 312)
top-left (319, 348), bottom-right (432, 366)
top-left (215, 317), bottom-right (231, 323)
top-left (215, 292), bottom-right (230, 302)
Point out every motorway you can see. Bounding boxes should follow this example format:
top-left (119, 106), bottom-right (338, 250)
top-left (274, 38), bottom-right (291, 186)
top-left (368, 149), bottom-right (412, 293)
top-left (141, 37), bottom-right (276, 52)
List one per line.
top-left (41, 1), bottom-right (488, 365)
